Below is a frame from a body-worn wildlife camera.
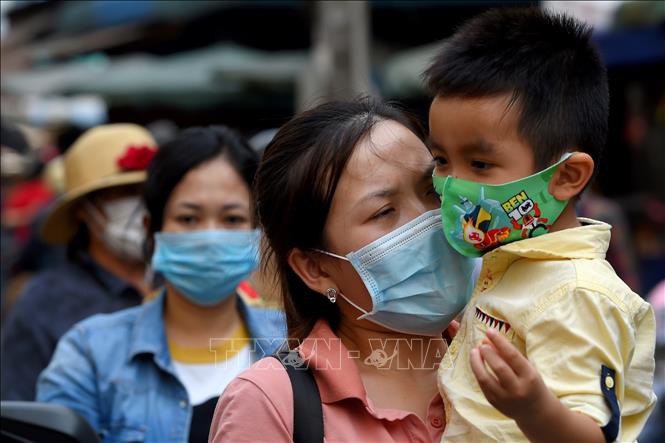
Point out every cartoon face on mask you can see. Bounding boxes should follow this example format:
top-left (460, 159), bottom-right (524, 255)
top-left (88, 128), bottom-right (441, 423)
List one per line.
top-left (433, 153), bottom-right (573, 257)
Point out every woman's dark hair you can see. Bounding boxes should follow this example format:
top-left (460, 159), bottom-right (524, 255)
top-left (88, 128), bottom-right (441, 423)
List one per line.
top-left (423, 7), bottom-right (608, 181)
top-left (255, 97), bottom-right (426, 341)
top-left (143, 126), bottom-right (259, 252)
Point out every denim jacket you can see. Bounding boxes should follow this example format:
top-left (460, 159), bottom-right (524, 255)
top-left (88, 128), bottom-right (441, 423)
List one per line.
top-left (36, 292), bottom-right (286, 443)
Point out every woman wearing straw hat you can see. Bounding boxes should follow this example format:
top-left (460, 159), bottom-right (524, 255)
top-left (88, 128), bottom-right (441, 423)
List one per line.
top-left (1, 123), bottom-right (157, 401)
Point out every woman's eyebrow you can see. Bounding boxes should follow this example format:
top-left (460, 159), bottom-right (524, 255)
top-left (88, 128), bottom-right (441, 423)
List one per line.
top-left (177, 202), bottom-right (246, 211)
top-left (177, 202), bottom-right (201, 210)
top-left (220, 203), bottom-right (247, 211)
top-left (353, 188), bottom-right (397, 210)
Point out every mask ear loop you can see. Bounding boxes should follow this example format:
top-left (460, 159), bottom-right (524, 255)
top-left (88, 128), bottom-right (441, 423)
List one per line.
top-left (82, 199), bottom-right (108, 237)
top-left (559, 151), bottom-right (575, 162)
top-left (336, 291), bottom-right (371, 320)
top-left (312, 248), bottom-right (349, 262)
top-left (312, 249), bottom-right (371, 320)
top-left (123, 198), bottom-right (145, 231)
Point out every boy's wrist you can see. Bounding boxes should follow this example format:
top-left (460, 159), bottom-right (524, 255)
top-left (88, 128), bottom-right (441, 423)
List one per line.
top-left (513, 386), bottom-right (561, 434)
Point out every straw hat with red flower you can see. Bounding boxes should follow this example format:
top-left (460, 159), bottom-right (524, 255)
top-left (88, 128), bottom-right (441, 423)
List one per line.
top-left (41, 123), bottom-right (157, 244)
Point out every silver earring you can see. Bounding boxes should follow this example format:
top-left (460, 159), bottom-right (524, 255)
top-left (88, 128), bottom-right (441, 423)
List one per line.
top-left (326, 288), bottom-right (337, 303)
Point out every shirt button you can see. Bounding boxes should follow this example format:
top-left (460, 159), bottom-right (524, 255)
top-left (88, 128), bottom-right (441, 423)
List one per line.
top-left (605, 375), bottom-right (615, 389)
top-left (429, 416), bottom-right (443, 428)
top-left (179, 400), bottom-right (187, 409)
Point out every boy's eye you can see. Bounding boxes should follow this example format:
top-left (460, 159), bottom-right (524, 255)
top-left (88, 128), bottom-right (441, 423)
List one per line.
top-left (471, 160), bottom-right (492, 170)
top-left (433, 156), bottom-right (448, 167)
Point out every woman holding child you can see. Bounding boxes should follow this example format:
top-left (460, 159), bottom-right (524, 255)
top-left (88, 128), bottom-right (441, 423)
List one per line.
top-left (213, 7), bottom-right (656, 443)
top-left (209, 99), bottom-right (477, 442)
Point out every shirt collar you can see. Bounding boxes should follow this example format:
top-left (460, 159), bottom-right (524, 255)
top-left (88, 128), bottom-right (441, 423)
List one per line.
top-left (297, 320), bottom-right (368, 405)
top-left (128, 290), bottom-right (286, 367)
top-left (486, 217), bottom-right (610, 261)
top-left (74, 249), bottom-right (140, 298)
top-left (128, 291), bottom-right (172, 371)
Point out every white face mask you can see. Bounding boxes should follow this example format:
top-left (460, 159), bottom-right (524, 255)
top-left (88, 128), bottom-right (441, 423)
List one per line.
top-left (85, 196), bottom-right (146, 263)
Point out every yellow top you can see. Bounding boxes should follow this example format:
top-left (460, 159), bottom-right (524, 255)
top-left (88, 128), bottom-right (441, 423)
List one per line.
top-left (168, 321), bottom-right (250, 364)
top-left (439, 218), bottom-right (656, 442)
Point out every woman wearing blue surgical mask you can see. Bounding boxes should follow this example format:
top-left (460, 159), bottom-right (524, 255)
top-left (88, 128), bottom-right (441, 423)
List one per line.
top-left (210, 98), bottom-right (477, 443)
top-left (37, 126), bottom-right (286, 443)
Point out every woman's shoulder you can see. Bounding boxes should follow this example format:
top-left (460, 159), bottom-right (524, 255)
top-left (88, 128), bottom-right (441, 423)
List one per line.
top-left (58, 300), bottom-right (158, 363)
top-left (211, 357), bottom-right (294, 442)
top-left (69, 303), bottom-right (146, 338)
top-left (231, 356), bottom-right (293, 400)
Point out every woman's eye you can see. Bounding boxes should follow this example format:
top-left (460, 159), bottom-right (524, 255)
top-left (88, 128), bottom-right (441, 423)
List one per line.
top-left (225, 215), bottom-right (248, 225)
top-left (372, 207), bottom-right (395, 220)
top-left (176, 215), bottom-right (198, 225)
top-left (471, 160), bottom-right (492, 170)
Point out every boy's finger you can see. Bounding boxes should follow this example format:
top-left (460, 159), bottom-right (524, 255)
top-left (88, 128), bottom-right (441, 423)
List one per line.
top-left (485, 328), bottom-right (530, 376)
top-left (470, 348), bottom-right (503, 402)
top-left (447, 320), bottom-right (460, 338)
top-left (478, 344), bottom-right (519, 392)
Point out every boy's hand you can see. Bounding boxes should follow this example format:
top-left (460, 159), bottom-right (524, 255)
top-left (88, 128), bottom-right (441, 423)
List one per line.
top-left (444, 320), bottom-right (460, 342)
top-left (469, 327), bottom-right (551, 422)
top-left (469, 328), bottom-right (605, 443)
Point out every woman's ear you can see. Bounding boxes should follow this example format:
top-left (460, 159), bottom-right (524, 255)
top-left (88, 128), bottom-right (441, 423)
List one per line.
top-left (548, 152), bottom-right (594, 201)
top-left (287, 248), bottom-right (338, 297)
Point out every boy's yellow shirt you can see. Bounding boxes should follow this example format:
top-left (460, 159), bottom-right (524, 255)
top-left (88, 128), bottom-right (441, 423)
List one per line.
top-left (439, 218), bottom-right (656, 442)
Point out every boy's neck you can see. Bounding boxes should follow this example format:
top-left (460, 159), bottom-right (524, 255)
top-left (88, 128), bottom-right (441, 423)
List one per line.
top-left (548, 202), bottom-right (581, 233)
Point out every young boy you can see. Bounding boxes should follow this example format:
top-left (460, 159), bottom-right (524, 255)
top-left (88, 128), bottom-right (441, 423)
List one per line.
top-left (425, 8), bottom-right (656, 443)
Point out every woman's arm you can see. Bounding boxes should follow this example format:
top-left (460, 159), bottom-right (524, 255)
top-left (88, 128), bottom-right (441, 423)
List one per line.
top-left (469, 328), bottom-right (605, 443)
top-left (35, 325), bottom-right (102, 431)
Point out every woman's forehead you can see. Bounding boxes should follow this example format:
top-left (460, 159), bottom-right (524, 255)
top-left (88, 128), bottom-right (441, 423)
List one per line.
top-left (167, 158), bottom-right (250, 207)
top-left (333, 121), bottom-right (431, 202)
top-left (345, 120), bottom-right (431, 179)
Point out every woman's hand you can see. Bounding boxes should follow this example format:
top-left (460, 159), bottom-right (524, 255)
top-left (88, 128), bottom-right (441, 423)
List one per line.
top-left (469, 327), bottom-right (549, 422)
top-left (469, 328), bottom-right (604, 443)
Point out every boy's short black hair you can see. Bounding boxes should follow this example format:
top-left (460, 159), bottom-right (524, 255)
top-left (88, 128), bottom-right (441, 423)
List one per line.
top-left (424, 7), bottom-right (609, 178)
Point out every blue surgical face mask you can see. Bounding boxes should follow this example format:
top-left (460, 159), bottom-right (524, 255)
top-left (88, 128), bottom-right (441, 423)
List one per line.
top-left (152, 229), bottom-right (260, 306)
top-left (316, 209), bottom-right (476, 336)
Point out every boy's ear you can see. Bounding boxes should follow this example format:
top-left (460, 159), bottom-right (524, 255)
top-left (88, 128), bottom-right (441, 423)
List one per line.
top-left (548, 152), bottom-right (594, 201)
top-left (287, 248), bottom-right (337, 299)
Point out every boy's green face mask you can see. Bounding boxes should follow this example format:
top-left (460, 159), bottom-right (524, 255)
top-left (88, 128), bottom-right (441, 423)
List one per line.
top-left (432, 153), bottom-right (573, 257)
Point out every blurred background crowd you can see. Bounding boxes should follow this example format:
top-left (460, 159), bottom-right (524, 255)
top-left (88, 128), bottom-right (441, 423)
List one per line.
top-left (0, 0), bottom-right (664, 439)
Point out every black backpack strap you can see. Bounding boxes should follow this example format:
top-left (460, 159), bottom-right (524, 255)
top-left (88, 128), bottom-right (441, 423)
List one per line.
top-left (273, 350), bottom-right (324, 443)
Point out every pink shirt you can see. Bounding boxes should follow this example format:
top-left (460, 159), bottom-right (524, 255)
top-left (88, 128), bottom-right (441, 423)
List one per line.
top-left (209, 320), bottom-right (445, 442)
